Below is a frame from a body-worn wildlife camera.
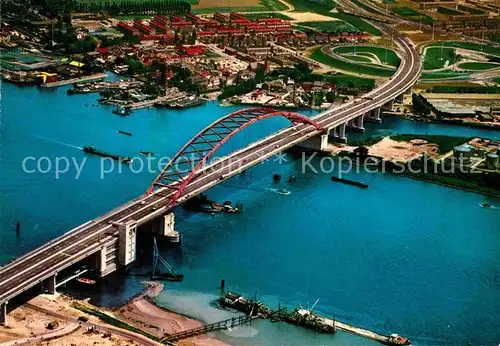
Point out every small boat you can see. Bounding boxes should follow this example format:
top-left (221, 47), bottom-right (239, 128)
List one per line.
top-left (118, 129), bottom-right (132, 136)
top-left (112, 106), bottom-right (132, 116)
top-left (77, 277), bottom-right (96, 285)
top-left (480, 202), bottom-right (491, 208)
top-left (140, 151), bottom-right (155, 156)
top-left (271, 188), bottom-right (290, 195)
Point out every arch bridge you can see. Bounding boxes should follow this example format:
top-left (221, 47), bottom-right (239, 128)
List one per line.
top-left (146, 107), bottom-right (323, 207)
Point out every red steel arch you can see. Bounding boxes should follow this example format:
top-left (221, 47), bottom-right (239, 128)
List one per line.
top-left (146, 108), bottom-right (322, 205)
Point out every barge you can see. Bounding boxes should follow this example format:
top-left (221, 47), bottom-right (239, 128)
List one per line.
top-left (118, 130), bottom-right (133, 136)
top-left (83, 146), bottom-right (131, 163)
top-left (331, 176), bottom-right (368, 188)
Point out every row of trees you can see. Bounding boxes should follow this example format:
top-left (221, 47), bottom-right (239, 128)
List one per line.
top-left (412, 93), bottom-right (432, 116)
top-left (72, 0), bottom-right (191, 15)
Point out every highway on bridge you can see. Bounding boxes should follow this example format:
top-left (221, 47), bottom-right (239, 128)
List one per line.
top-left (0, 25), bottom-right (421, 307)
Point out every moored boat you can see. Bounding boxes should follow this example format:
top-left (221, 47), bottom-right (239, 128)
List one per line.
top-left (77, 277), bottom-right (96, 285)
top-left (112, 106), bottom-right (132, 116)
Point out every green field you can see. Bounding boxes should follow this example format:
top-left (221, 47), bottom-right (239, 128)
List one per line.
top-left (259, 0), bottom-right (289, 11)
top-left (350, 0), bottom-right (377, 13)
top-left (243, 12), bottom-right (293, 20)
top-left (390, 6), bottom-right (435, 24)
top-left (428, 41), bottom-right (500, 57)
top-left (310, 47), bottom-right (396, 77)
top-left (287, 0), bottom-right (335, 12)
top-left (423, 47), bottom-right (460, 70)
top-left (333, 46), bottom-right (400, 66)
top-left (299, 20), bottom-right (358, 33)
top-left (420, 71), bottom-right (470, 80)
top-left (344, 55), bottom-right (373, 63)
top-left (328, 13), bottom-right (381, 35)
top-left (391, 6), bottom-right (420, 16)
top-left (457, 62), bottom-right (500, 71)
top-left (192, 6), bottom-right (265, 13)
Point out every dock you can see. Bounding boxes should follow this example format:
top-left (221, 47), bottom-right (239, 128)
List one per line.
top-left (41, 73), bottom-right (107, 88)
top-left (160, 315), bottom-right (251, 342)
top-left (218, 290), bottom-right (411, 346)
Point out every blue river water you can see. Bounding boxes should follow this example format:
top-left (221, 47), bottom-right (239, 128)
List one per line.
top-left (1, 79), bottom-right (499, 345)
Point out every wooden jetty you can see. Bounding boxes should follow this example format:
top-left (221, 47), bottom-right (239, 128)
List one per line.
top-left (160, 315), bottom-right (251, 342)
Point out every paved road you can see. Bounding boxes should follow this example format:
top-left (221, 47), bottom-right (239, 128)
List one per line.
top-left (0, 24), bottom-right (421, 307)
top-left (23, 303), bottom-right (163, 346)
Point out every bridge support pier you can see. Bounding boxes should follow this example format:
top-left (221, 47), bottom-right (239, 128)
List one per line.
top-left (296, 133), bottom-right (329, 151)
top-left (0, 302), bottom-right (7, 326)
top-left (153, 213), bottom-right (180, 244)
top-left (97, 242), bottom-right (118, 277)
top-left (396, 93), bottom-right (404, 103)
top-left (41, 275), bottom-right (57, 295)
top-left (366, 107), bottom-right (381, 123)
top-left (383, 100), bottom-right (394, 111)
top-left (329, 123), bottom-right (347, 143)
top-left (347, 115), bottom-right (365, 133)
top-left (118, 220), bottom-right (137, 267)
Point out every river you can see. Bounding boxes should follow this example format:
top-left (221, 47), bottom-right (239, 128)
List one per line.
top-left (1, 80), bottom-right (499, 345)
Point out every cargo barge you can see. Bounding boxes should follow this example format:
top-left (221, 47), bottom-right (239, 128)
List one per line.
top-left (331, 176), bottom-right (368, 188)
top-left (83, 146), bottom-right (131, 163)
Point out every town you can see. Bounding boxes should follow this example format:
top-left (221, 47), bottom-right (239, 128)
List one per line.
top-left (0, 0), bottom-right (499, 345)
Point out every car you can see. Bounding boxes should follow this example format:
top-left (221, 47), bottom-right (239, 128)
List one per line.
top-left (78, 316), bottom-right (88, 322)
top-left (141, 201), bottom-right (146, 205)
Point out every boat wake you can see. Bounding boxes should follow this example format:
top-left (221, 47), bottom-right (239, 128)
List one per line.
top-left (267, 188), bottom-right (291, 195)
top-left (34, 135), bottom-right (83, 150)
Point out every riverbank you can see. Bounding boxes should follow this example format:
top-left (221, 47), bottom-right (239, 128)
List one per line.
top-left (113, 282), bottom-right (229, 346)
top-left (40, 73), bottom-right (107, 88)
top-left (0, 294), bottom-right (139, 346)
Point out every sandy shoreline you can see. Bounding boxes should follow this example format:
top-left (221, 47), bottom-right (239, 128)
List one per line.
top-left (0, 282), bottom-right (229, 346)
top-left (113, 281), bottom-right (230, 346)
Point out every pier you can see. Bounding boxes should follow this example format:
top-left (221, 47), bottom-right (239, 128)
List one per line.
top-left (160, 315), bottom-right (251, 342)
top-left (218, 291), bottom-right (411, 346)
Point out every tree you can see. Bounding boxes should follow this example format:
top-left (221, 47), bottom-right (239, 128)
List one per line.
top-left (189, 31), bottom-right (197, 44)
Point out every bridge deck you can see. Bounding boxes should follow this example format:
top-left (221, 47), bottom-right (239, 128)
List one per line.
top-left (0, 25), bottom-right (421, 306)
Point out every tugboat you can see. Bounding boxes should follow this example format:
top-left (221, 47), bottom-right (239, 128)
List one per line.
top-left (83, 146), bottom-right (132, 163)
top-left (112, 106), bottom-right (132, 116)
top-left (480, 201), bottom-right (491, 208)
top-left (118, 129), bottom-right (133, 136)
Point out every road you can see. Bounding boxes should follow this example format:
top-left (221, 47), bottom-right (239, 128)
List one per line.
top-left (0, 24), bottom-right (421, 308)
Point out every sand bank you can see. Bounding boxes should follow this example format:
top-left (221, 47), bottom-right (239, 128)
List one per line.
top-left (114, 282), bottom-right (230, 346)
